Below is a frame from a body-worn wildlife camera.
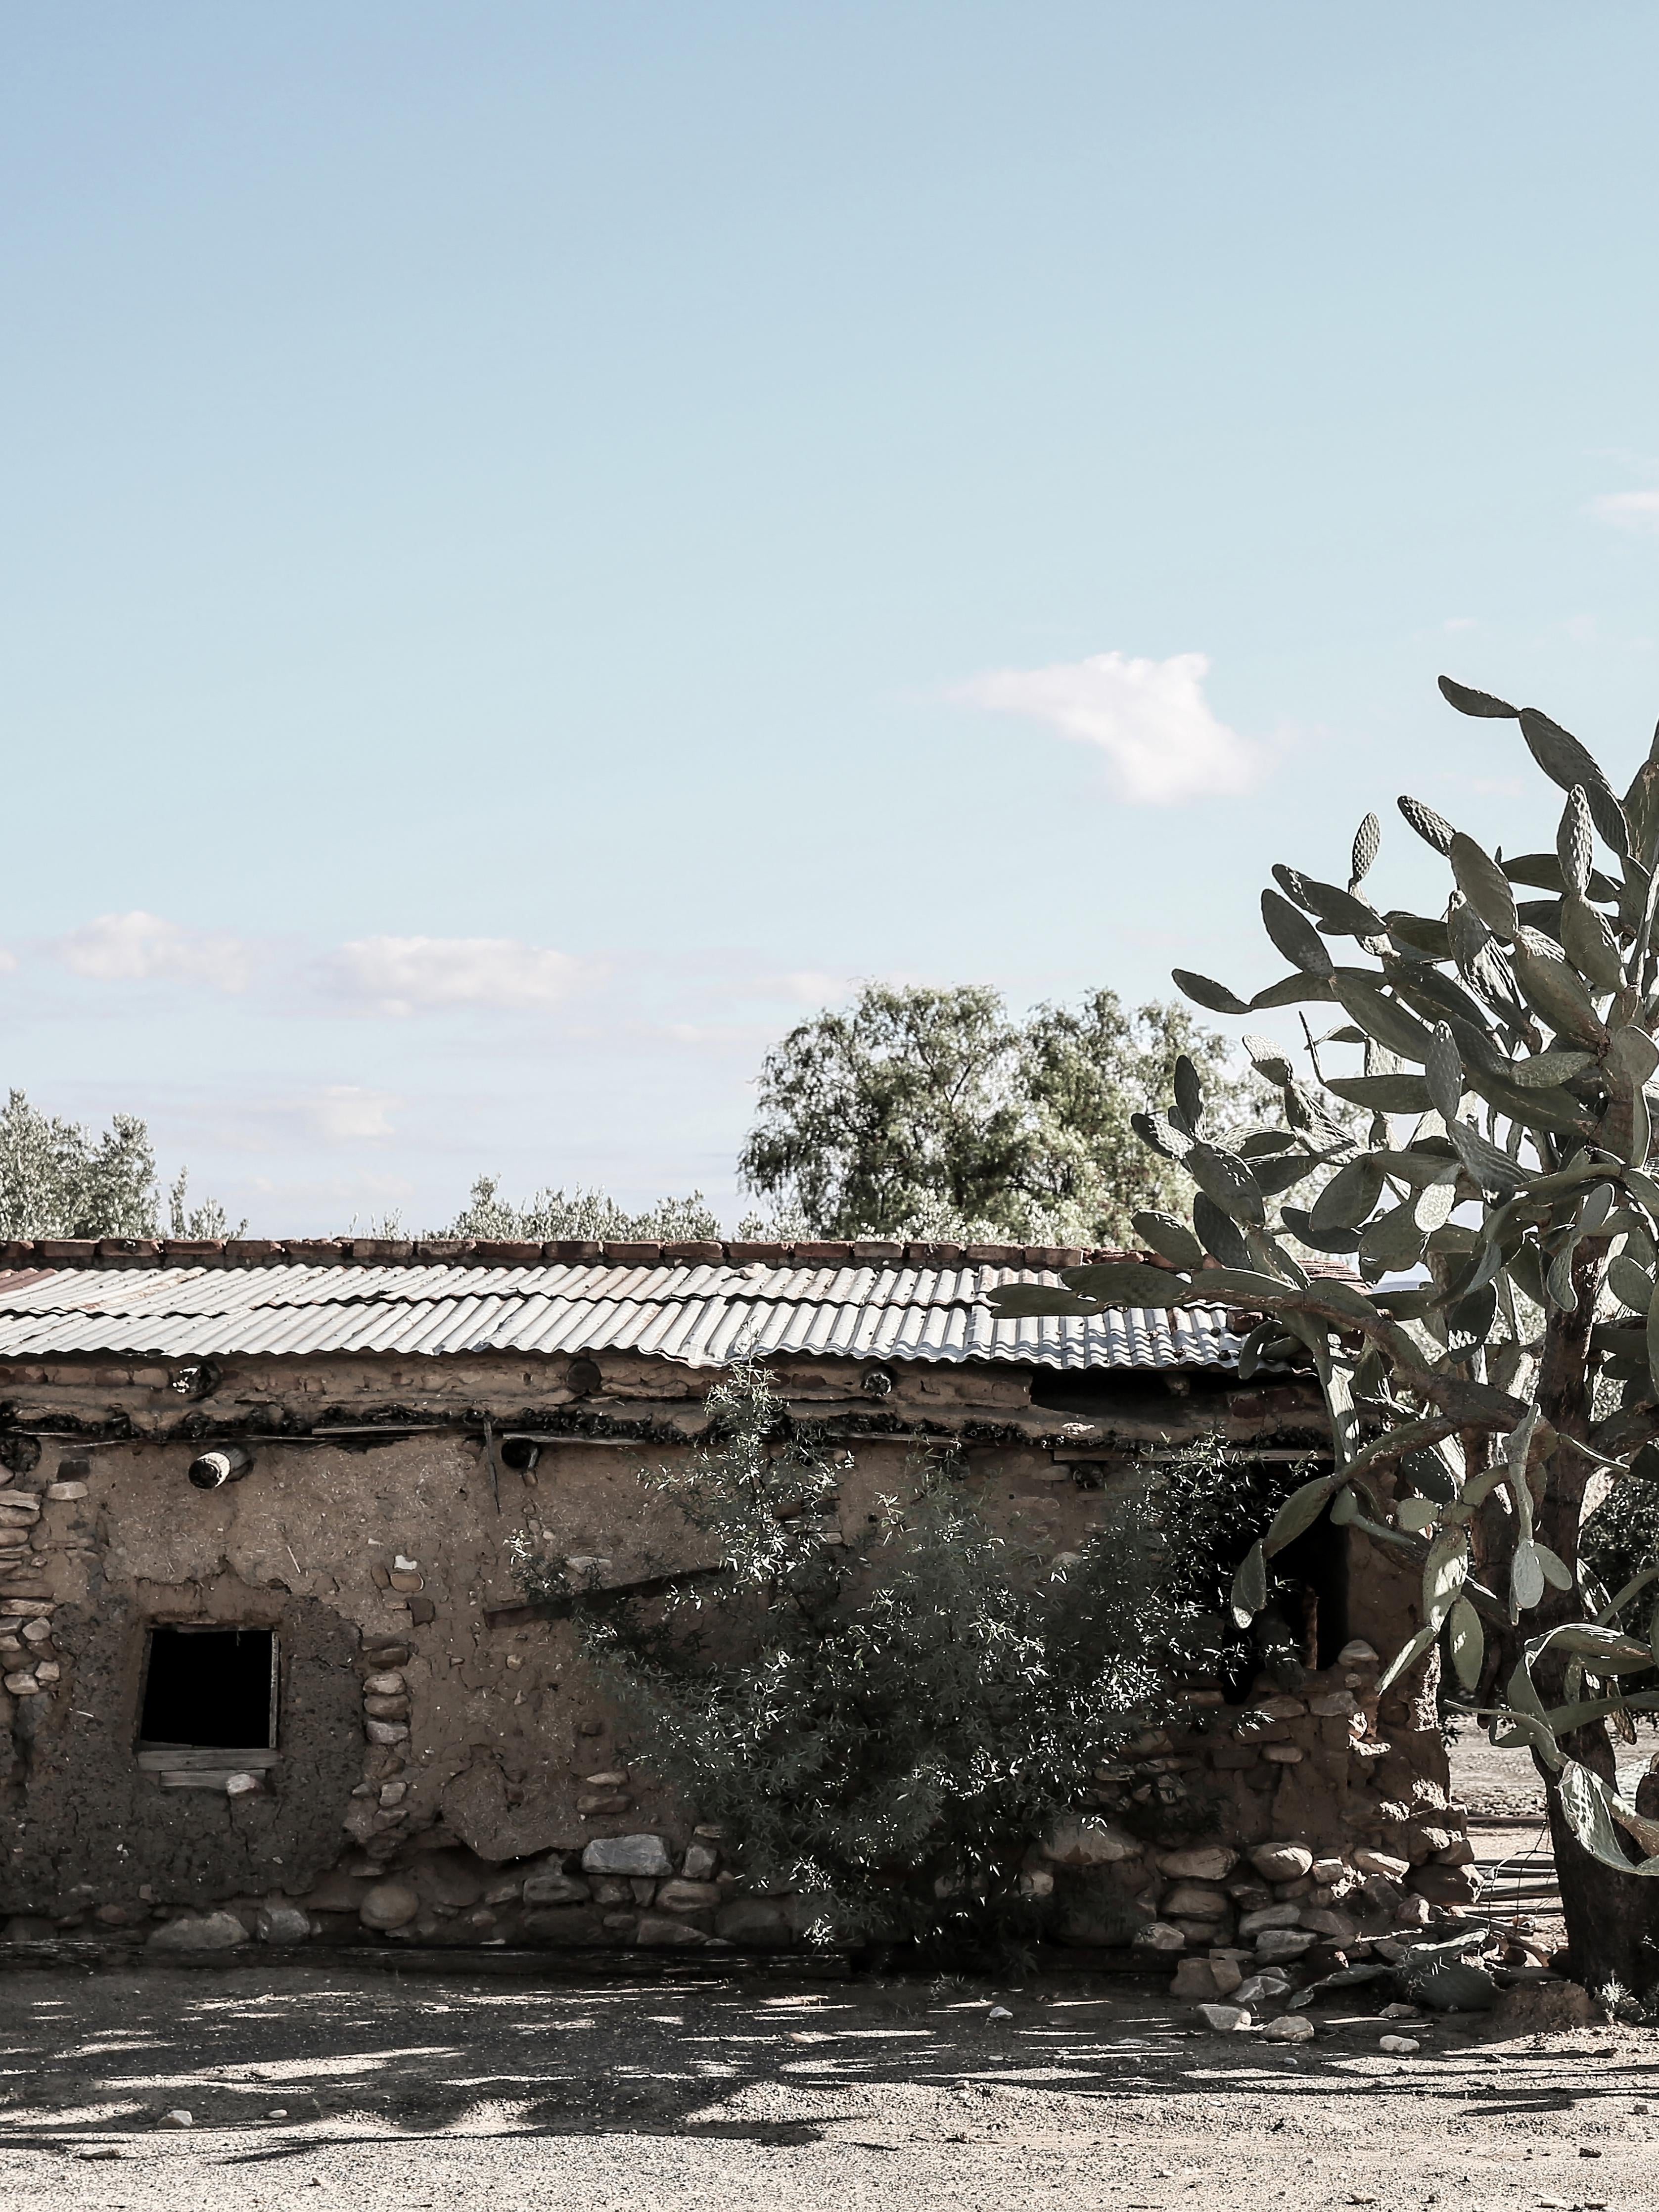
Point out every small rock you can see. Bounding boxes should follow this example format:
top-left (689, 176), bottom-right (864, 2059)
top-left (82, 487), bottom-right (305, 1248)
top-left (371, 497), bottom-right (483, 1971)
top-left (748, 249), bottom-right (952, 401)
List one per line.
top-left (147, 1912), bottom-right (247, 1952)
top-left (1208, 1954), bottom-right (1244, 1996)
top-left (1491, 1980), bottom-right (1600, 2033)
top-left (225, 1772), bottom-right (263, 1798)
top-left (156, 2109), bottom-right (195, 2127)
top-left (581, 1833), bottom-right (674, 1878)
top-left (1134, 1921), bottom-right (1188, 1953)
top-left (1299, 1907), bottom-right (1358, 1941)
top-left (363, 1671), bottom-right (405, 1695)
top-left (255, 1905), bottom-right (311, 1944)
top-left (1408, 1862), bottom-right (1482, 1906)
top-left (1263, 1745), bottom-right (1304, 1764)
top-left (1252, 1695), bottom-right (1308, 1720)
top-left (1158, 1845), bottom-right (1237, 1882)
top-left (1263, 2014), bottom-right (1314, 2043)
top-left (986, 2004), bottom-right (1012, 2021)
top-left (1336, 1639), bottom-right (1379, 1666)
top-left (1353, 1848), bottom-right (1410, 1882)
top-left (46, 1480), bottom-right (88, 1500)
top-left (1380, 2001), bottom-right (1420, 2019)
top-left (359, 1881), bottom-right (420, 1931)
top-left (1308, 1691), bottom-right (1358, 1717)
top-left (656, 1878), bottom-right (722, 1912)
top-left (522, 1871), bottom-right (590, 1907)
top-left (1378, 2033), bottom-right (1420, 2055)
top-left (1195, 2002), bottom-right (1251, 2032)
top-left (1255, 1930), bottom-right (1318, 1964)
top-left (75, 2146), bottom-right (129, 2160)
top-left (634, 1912), bottom-right (711, 1947)
top-left (1249, 1843), bottom-right (1314, 1883)
top-left (1233, 1971), bottom-right (1292, 2006)
top-left (714, 1898), bottom-right (797, 1946)
top-left (1162, 1882), bottom-right (1231, 1921)
top-left (1239, 1903), bottom-right (1303, 1935)
top-left (365, 1718), bottom-right (409, 1745)
top-left (682, 1843), bottom-right (719, 1880)
top-left (1170, 1957), bottom-right (1222, 2001)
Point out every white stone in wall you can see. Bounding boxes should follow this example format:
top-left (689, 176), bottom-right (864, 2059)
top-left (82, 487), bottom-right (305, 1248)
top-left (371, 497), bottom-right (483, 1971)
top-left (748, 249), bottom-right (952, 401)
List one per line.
top-left (581, 1834), bottom-right (673, 1878)
top-left (1248, 1843), bottom-right (1313, 1881)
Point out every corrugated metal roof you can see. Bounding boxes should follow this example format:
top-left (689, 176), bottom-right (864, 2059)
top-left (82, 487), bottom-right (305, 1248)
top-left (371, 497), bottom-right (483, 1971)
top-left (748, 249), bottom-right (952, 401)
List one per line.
top-left (0, 1260), bottom-right (1250, 1371)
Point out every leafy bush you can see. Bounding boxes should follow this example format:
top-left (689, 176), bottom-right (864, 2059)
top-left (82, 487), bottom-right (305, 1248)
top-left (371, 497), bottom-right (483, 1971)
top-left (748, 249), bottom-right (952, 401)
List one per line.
top-left (512, 1364), bottom-right (1293, 1962)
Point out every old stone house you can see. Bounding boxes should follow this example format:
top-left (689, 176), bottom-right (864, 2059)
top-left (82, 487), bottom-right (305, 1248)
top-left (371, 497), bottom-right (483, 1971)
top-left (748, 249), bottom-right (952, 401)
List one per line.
top-left (0, 1233), bottom-right (1469, 1960)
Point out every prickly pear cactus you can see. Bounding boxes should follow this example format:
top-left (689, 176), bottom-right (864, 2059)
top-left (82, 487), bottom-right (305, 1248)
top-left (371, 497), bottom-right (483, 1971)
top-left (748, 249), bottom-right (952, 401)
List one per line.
top-left (988, 675), bottom-right (1659, 1882)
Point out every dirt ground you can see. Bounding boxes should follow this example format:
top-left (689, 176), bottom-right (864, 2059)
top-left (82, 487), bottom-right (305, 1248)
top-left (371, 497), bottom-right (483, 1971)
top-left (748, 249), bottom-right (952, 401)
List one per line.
top-left (2, 1738), bottom-right (1649, 2212)
top-left (0, 1957), bottom-right (1654, 2212)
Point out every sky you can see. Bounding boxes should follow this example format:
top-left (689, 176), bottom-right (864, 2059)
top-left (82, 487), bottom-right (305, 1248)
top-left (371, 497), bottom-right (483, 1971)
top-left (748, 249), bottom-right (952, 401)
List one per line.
top-left (3, 3), bottom-right (1659, 1232)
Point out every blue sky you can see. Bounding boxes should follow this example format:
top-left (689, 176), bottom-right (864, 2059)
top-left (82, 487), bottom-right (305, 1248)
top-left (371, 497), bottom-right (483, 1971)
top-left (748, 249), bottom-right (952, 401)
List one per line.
top-left (3, 3), bottom-right (1659, 1230)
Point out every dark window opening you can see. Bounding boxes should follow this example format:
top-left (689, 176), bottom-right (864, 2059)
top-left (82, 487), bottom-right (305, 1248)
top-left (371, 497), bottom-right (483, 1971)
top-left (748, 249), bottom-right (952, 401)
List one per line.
top-left (139, 1626), bottom-right (277, 1750)
top-left (1275, 1513), bottom-right (1350, 1671)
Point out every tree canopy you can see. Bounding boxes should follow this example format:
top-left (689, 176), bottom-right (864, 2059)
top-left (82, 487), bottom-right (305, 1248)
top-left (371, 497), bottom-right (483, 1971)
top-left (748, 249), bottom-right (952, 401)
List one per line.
top-left (0, 1090), bottom-right (235, 1240)
top-left (429, 1176), bottom-right (729, 1244)
top-left (738, 982), bottom-right (1263, 1244)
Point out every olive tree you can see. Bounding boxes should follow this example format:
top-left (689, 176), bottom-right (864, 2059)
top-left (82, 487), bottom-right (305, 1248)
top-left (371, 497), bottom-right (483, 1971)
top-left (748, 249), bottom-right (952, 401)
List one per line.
top-left (992, 676), bottom-right (1659, 1994)
top-left (740, 981), bottom-right (1264, 1245)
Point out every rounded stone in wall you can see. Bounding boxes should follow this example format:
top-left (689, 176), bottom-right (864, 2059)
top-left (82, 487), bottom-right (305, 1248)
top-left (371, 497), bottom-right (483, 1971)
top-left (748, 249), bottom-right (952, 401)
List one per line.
top-left (359, 1880), bottom-right (420, 1931)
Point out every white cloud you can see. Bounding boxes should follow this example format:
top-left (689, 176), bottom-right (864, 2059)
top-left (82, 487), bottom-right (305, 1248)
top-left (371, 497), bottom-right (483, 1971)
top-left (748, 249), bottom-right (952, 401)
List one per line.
top-left (775, 970), bottom-right (857, 1006)
top-left (331, 935), bottom-right (589, 1015)
top-left (55, 911), bottom-right (251, 991)
top-left (952, 649), bottom-right (1265, 804)
top-left (305, 1087), bottom-right (398, 1142)
top-left (1591, 490), bottom-right (1659, 531)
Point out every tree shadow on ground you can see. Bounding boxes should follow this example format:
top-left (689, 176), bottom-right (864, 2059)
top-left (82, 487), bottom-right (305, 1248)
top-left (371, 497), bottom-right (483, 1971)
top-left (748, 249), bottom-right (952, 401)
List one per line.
top-left (0, 1961), bottom-right (1653, 2152)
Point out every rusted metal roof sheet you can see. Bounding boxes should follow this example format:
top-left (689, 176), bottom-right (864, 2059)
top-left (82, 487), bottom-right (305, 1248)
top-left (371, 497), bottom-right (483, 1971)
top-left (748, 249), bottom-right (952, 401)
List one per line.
top-left (0, 1259), bottom-right (1249, 1371)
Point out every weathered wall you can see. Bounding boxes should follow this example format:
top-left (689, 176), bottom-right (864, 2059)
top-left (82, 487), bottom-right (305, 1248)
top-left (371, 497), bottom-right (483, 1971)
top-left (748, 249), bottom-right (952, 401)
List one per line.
top-left (0, 1343), bottom-right (1460, 1956)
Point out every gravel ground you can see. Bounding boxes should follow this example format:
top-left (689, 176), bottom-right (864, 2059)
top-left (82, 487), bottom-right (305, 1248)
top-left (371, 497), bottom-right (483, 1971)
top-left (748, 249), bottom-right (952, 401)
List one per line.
top-left (0, 1960), bottom-right (1656, 2212)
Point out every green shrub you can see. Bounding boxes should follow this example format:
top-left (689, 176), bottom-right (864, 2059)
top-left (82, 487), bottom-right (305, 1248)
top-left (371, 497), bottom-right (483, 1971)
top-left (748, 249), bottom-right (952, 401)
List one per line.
top-left (512, 1365), bottom-right (1305, 1962)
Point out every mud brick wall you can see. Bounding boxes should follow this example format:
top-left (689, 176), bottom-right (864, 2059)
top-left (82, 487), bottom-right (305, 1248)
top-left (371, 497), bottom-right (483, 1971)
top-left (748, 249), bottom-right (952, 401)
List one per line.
top-left (0, 1341), bottom-right (1460, 1956)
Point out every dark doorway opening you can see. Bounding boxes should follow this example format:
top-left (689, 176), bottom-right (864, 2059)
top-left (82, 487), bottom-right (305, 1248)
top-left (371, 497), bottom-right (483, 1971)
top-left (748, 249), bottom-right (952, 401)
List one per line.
top-left (139, 1626), bottom-right (277, 1749)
